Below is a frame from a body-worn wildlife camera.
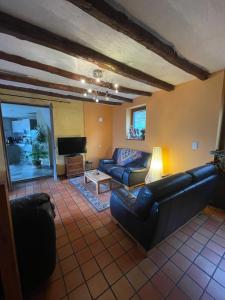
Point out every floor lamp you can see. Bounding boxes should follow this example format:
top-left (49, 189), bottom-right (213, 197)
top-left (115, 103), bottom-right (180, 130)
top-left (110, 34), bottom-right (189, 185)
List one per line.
top-left (145, 147), bottom-right (163, 183)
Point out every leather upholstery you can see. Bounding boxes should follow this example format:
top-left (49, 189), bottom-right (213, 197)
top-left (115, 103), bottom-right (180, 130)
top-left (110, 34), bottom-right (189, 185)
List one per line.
top-left (99, 148), bottom-right (151, 187)
top-left (110, 166), bottom-right (125, 181)
top-left (186, 164), bottom-right (218, 182)
top-left (210, 172), bottom-right (225, 210)
top-left (8, 193), bottom-right (56, 292)
top-left (110, 164), bottom-right (219, 251)
top-left (144, 173), bottom-right (193, 201)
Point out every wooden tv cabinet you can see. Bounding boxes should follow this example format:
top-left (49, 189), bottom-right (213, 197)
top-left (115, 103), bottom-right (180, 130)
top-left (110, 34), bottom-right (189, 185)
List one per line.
top-left (65, 155), bottom-right (84, 178)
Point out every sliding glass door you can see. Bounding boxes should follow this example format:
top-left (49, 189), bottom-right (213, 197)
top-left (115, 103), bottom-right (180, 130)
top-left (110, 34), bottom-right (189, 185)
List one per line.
top-left (0, 102), bottom-right (55, 183)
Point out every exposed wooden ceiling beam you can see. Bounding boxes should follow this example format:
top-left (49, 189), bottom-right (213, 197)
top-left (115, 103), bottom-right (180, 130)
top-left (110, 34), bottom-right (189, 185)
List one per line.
top-left (0, 51), bottom-right (152, 97)
top-left (0, 84), bottom-right (121, 105)
top-left (0, 72), bottom-right (132, 102)
top-left (68, 0), bottom-right (210, 80)
top-left (0, 11), bottom-right (174, 91)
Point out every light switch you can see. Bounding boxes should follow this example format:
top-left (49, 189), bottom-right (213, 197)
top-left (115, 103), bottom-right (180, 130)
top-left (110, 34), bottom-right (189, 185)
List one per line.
top-left (192, 141), bottom-right (199, 150)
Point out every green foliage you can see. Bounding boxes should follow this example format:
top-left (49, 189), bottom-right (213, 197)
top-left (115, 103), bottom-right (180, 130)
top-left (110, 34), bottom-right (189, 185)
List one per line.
top-left (30, 142), bottom-right (48, 161)
top-left (36, 125), bottom-right (47, 143)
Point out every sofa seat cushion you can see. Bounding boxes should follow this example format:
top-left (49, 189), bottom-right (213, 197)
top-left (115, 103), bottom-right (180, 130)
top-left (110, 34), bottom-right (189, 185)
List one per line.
top-left (101, 163), bottom-right (116, 174)
top-left (186, 164), bottom-right (217, 182)
top-left (110, 166), bottom-right (125, 181)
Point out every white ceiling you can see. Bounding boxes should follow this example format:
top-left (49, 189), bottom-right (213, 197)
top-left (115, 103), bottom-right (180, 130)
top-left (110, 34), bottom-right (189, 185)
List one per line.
top-left (0, 0), bottom-right (224, 103)
top-left (112, 0), bottom-right (225, 72)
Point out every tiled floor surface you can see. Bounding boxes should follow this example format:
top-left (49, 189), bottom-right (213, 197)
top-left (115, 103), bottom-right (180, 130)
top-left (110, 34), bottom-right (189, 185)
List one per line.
top-left (10, 178), bottom-right (225, 300)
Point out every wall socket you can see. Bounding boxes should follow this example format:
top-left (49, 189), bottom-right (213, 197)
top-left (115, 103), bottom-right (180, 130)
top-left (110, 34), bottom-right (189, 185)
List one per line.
top-left (192, 141), bottom-right (199, 150)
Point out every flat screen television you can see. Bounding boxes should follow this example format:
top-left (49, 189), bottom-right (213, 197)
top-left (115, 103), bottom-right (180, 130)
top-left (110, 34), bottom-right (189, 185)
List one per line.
top-left (57, 137), bottom-right (87, 155)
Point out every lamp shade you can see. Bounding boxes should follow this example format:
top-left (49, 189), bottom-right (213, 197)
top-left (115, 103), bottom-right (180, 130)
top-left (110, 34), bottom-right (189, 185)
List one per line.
top-left (145, 147), bottom-right (163, 183)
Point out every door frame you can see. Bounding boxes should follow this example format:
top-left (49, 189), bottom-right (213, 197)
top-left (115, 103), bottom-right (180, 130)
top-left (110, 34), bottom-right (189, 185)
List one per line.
top-left (0, 102), bottom-right (12, 190)
top-left (0, 101), bottom-right (57, 184)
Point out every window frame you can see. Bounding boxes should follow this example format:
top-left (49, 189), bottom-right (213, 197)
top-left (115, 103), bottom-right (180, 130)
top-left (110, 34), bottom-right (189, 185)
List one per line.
top-left (130, 106), bottom-right (146, 130)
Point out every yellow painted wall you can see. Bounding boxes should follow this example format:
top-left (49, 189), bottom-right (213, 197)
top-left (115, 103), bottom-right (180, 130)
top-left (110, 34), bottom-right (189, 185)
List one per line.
top-left (84, 102), bottom-right (113, 168)
top-left (113, 71), bottom-right (225, 174)
top-left (53, 101), bottom-right (84, 174)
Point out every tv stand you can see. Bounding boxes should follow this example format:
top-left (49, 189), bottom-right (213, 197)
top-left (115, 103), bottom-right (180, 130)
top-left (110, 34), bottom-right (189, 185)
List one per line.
top-left (65, 155), bottom-right (84, 178)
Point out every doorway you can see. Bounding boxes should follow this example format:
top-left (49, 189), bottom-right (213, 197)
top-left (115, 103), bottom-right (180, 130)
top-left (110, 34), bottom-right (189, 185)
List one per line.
top-left (0, 103), bottom-right (55, 183)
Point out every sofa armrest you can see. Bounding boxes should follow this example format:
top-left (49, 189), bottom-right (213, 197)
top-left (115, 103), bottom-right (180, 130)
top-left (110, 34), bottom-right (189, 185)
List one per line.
top-left (123, 167), bottom-right (148, 187)
top-left (10, 193), bottom-right (55, 220)
top-left (99, 159), bottom-right (115, 164)
top-left (110, 188), bottom-right (138, 217)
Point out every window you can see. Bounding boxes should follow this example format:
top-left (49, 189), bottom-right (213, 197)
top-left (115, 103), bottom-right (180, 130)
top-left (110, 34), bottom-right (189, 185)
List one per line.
top-left (128, 106), bottom-right (146, 140)
top-left (132, 107), bottom-right (146, 131)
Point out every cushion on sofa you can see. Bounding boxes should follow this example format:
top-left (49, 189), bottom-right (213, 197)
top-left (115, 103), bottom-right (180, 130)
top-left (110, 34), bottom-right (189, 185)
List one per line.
top-left (186, 164), bottom-right (217, 183)
top-left (110, 166), bottom-right (125, 180)
top-left (146, 173), bottom-right (193, 201)
top-left (101, 163), bottom-right (116, 174)
top-left (116, 148), bottom-right (142, 166)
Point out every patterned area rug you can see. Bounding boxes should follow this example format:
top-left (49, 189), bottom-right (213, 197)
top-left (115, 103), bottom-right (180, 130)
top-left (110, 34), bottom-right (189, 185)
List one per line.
top-left (69, 176), bottom-right (122, 212)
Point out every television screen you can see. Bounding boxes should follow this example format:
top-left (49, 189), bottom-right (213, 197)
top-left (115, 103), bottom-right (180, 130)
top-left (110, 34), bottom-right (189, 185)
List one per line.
top-left (57, 137), bottom-right (87, 155)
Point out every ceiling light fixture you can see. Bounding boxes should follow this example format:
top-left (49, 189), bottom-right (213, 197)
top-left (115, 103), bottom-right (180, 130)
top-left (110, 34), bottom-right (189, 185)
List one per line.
top-left (81, 69), bottom-right (120, 103)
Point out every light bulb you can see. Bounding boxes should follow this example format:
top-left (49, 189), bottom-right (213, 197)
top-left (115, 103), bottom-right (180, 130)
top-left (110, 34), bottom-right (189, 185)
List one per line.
top-left (88, 88), bottom-right (92, 93)
top-left (96, 98), bottom-right (99, 103)
top-left (83, 93), bottom-right (87, 97)
top-left (114, 83), bottom-right (119, 89)
top-left (96, 78), bottom-right (101, 83)
top-left (81, 79), bottom-right (86, 84)
top-left (115, 89), bottom-right (118, 94)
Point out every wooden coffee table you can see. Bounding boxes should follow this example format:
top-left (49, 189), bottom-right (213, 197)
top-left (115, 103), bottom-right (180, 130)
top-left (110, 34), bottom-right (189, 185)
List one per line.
top-left (84, 169), bottom-right (112, 194)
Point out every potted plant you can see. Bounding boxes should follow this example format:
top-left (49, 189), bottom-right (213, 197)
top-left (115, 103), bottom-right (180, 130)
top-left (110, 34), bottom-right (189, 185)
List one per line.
top-left (30, 142), bottom-right (48, 167)
top-left (30, 126), bottom-right (49, 167)
top-left (210, 150), bottom-right (225, 172)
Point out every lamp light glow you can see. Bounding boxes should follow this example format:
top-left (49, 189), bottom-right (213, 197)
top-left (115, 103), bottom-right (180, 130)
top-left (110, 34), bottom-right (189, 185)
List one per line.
top-left (81, 79), bottom-right (86, 84)
top-left (145, 147), bottom-right (163, 183)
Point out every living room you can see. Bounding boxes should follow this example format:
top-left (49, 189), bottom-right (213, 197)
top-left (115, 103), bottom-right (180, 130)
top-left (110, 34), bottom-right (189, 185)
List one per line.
top-left (0, 1), bottom-right (225, 300)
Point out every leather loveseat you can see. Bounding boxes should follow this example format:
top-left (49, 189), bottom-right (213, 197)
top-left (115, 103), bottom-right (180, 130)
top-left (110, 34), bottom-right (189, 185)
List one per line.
top-left (1, 193), bottom-right (56, 297)
top-left (99, 148), bottom-right (151, 187)
top-left (110, 164), bottom-right (218, 251)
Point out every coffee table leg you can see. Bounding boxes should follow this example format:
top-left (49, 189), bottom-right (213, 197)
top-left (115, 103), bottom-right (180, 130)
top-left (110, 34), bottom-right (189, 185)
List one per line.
top-left (97, 182), bottom-right (100, 194)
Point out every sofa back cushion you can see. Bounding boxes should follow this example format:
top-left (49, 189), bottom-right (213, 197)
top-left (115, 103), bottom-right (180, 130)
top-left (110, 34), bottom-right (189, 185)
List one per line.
top-left (133, 173), bottom-right (192, 219)
top-left (116, 148), bottom-right (142, 166)
top-left (113, 148), bottom-right (151, 167)
top-left (186, 164), bottom-right (217, 182)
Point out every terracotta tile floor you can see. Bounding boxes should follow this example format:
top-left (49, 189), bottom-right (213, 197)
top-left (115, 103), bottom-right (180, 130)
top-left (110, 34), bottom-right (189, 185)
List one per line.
top-left (10, 178), bottom-right (225, 300)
